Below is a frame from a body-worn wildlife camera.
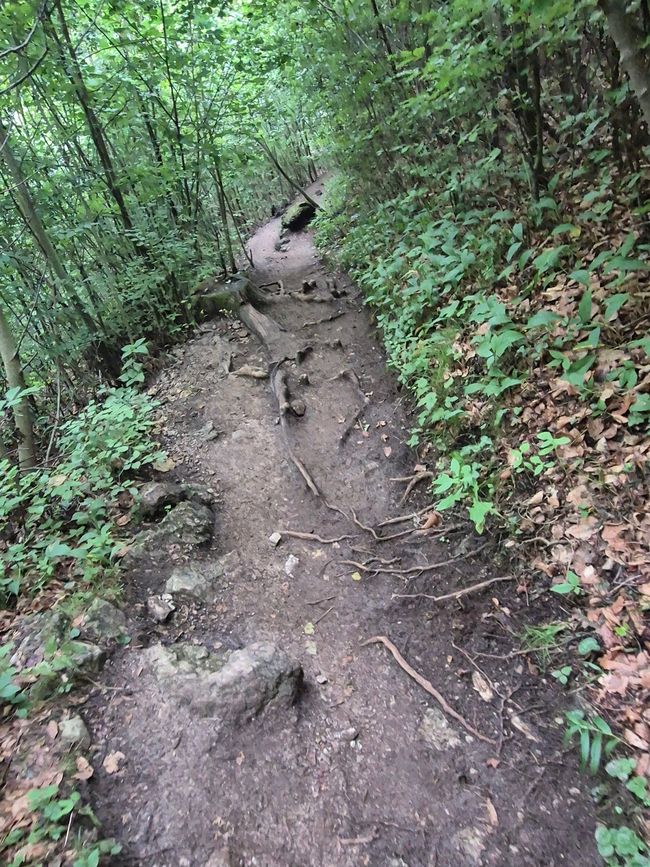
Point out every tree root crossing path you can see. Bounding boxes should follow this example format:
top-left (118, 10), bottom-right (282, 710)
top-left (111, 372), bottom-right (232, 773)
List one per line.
top-left (88, 180), bottom-right (598, 866)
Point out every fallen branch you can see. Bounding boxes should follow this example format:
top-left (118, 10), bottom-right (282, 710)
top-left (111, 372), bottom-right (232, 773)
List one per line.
top-left (303, 310), bottom-right (346, 328)
top-left (393, 574), bottom-right (512, 602)
top-left (360, 635), bottom-right (495, 744)
top-left (306, 593), bottom-right (338, 605)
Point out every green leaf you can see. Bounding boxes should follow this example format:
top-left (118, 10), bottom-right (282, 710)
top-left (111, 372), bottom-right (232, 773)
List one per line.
top-left (578, 289), bottom-right (592, 324)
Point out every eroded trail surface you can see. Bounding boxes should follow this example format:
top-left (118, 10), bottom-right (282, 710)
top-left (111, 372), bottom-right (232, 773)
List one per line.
top-left (89, 181), bottom-right (598, 866)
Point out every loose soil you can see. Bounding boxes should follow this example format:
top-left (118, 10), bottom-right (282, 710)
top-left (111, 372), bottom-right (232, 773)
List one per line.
top-left (86, 180), bottom-right (599, 866)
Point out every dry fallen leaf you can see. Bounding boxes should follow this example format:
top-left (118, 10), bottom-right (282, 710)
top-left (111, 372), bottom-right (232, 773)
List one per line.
top-left (74, 756), bottom-right (94, 780)
top-left (510, 714), bottom-right (539, 743)
top-left (46, 720), bottom-right (58, 739)
top-left (486, 797), bottom-right (499, 827)
top-left (102, 750), bottom-right (126, 775)
top-left (421, 511), bottom-right (441, 530)
top-left (472, 671), bottom-right (494, 702)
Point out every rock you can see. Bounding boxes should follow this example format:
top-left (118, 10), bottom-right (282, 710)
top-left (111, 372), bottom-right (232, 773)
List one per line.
top-left (10, 610), bottom-right (69, 671)
top-left (59, 715), bottom-right (91, 751)
top-left (419, 707), bottom-right (462, 751)
top-left (138, 481), bottom-right (185, 517)
top-left (147, 594), bottom-right (175, 622)
top-left (137, 481), bottom-right (214, 517)
top-left (205, 846), bottom-right (232, 867)
top-left (453, 826), bottom-right (487, 863)
top-left (198, 420), bottom-right (221, 442)
top-left (82, 599), bottom-right (128, 642)
top-left (284, 554), bottom-right (299, 576)
top-left (165, 562), bottom-right (223, 601)
top-left (68, 641), bottom-right (106, 673)
top-left (280, 200), bottom-right (316, 231)
top-left (144, 640), bottom-right (302, 723)
top-left (290, 399), bottom-right (306, 417)
top-left (125, 501), bottom-right (214, 565)
top-left (268, 532), bottom-right (282, 548)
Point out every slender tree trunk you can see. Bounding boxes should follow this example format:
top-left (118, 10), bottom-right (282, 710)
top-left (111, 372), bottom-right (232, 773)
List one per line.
top-left (50, 1), bottom-right (147, 257)
top-left (0, 120), bottom-right (67, 282)
top-left (0, 302), bottom-right (36, 470)
top-left (600, 0), bottom-right (650, 127)
top-left (256, 138), bottom-right (321, 210)
top-left (212, 156), bottom-right (236, 273)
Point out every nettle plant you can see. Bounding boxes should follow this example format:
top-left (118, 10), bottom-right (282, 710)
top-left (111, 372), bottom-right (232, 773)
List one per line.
top-left (0, 341), bottom-right (164, 604)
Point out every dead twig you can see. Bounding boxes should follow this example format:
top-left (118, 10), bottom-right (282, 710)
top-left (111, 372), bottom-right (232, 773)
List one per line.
top-left (313, 605), bottom-right (334, 625)
top-left (393, 574), bottom-right (512, 602)
top-left (306, 593), bottom-right (338, 605)
top-left (303, 310), bottom-right (346, 328)
top-left (360, 635), bottom-right (495, 744)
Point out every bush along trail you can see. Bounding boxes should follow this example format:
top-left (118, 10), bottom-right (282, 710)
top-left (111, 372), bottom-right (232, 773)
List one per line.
top-left (1, 0), bottom-right (649, 865)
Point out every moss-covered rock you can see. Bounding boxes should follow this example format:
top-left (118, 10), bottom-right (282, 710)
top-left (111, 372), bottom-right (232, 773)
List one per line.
top-left (280, 200), bottom-right (316, 231)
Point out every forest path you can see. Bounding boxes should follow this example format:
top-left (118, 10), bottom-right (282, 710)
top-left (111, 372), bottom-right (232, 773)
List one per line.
top-left (88, 179), bottom-right (598, 866)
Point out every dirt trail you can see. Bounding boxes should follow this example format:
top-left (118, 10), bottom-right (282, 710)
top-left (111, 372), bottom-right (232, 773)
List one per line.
top-left (88, 180), bottom-right (599, 866)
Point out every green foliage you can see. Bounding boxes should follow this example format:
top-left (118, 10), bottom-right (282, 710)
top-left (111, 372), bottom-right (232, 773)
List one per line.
top-left (0, 344), bottom-right (163, 604)
top-left (596, 825), bottom-right (650, 867)
top-left (564, 709), bottom-right (619, 774)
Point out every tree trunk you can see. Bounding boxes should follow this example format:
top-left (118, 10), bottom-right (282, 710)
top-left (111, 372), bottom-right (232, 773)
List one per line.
top-left (600, 0), bottom-right (650, 128)
top-left (0, 302), bottom-right (36, 470)
top-left (0, 120), bottom-right (67, 283)
top-left (256, 138), bottom-right (322, 210)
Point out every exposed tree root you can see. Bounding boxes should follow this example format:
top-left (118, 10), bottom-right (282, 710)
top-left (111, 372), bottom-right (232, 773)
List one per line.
top-left (280, 530), bottom-right (356, 543)
top-left (360, 635), bottom-right (495, 744)
top-left (393, 574), bottom-right (512, 603)
top-left (393, 470), bottom-right (434, 505)
top-left (376, 506), bottom-right (441, 527)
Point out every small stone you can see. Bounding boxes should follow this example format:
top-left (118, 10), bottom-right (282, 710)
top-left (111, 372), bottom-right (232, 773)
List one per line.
top-left (165, 563), bottom-right (224, 601)
top-left (290, 400), bottom-right (306, 417)
top-left (59, 716), bottom-right (91, 751)
top-left (284, 554), bottom-right (299, 576)
top-left (198, 420), bottom-right (221, 442)
top-left (299, 373), bottom-right (310, 386)
top-left (147, 594), bottom-right (175, 623)
top-left (419, 707), bottom-right (462, 751)
top-left (315, 674), bottom-right (328, 685)
top-left (269, 532), bottom-right (282, 547)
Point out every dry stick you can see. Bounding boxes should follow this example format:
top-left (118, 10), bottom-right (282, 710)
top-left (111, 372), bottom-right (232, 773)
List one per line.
top-left (393, 573), bottom-right (511, 602)
top-left (360, 635), bottom-right (495, 744)
top-left (280, 529), bottom-right (355, 543)
top-left (314, 605), bottom-right (334, 625)
top-left (306, 593), bottom-right (338, 605)
top-left (303, 310), bottom-right (346, 328)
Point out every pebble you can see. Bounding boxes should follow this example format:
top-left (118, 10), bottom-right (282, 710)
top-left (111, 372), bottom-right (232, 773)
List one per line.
top-left (268, 532), bottom-right (282, 547)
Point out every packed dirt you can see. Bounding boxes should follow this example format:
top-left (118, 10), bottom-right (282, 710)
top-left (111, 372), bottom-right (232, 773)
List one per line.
top-left (86, 180), bottom-right (600, 866)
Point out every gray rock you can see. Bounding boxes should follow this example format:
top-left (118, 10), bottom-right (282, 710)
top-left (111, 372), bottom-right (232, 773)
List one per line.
top-left (147, 594), bottom-right (175, 622)
top-left (82, 599), bottom-right (128, 642)
top-left (419, 707), bottom-right (462, 751)
top-left (268, 532), bottom-right (282, 547)
top-left (165, 562), bottom-right (224, 601)
top-left (164, 551), bottom-right (241, 601)
top-left (144, 640), bottom-right (302, 723)
top-left (137, 480), bottom-right (214, 517)
top-left (138, 481), bottom-right (185, 516)
top-left (59, 715), bottom-right (91, 751)
top-left (10, 610), bottom-right (69, 671)
top-left (125, 501), bottom-right (214, 565)
top-left (68, 641), bottom-right (106, 673)
top-left (205, 847), bottom-right (232, 867)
